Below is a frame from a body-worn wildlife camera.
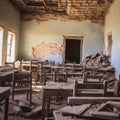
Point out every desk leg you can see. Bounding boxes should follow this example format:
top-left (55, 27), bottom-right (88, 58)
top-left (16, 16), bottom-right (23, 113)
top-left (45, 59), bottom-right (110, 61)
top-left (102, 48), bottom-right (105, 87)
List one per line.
top-left (4, 96), bottom-right (9, 120)
top-left (46, 96), bottom-right (50, 117)
top-left (41, 90), bottom-right (46, 120)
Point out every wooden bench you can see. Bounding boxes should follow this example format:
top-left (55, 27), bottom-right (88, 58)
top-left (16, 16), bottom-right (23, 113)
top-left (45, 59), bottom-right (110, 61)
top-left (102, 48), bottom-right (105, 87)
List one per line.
top-left (73, 80), bottom-right (113, 97)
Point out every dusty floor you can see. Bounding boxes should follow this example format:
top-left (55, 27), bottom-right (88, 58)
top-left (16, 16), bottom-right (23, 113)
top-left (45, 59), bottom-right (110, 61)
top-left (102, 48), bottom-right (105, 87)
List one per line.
top-left (0, 85), bottom-right (67, 120)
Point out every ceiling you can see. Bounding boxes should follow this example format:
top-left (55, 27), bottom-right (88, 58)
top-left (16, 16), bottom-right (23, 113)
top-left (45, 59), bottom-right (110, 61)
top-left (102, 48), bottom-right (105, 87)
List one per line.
top-left (8, 0), bottom-right (114, 24)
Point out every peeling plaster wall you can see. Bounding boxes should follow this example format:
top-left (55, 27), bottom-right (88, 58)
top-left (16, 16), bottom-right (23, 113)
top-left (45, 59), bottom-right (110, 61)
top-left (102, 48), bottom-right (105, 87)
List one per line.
top-left (0, 0), bottom-right (21, 64)
top-left (19, 19), bottom-right (104, 64)
top-left (104, 0), bottom-right (120, 78)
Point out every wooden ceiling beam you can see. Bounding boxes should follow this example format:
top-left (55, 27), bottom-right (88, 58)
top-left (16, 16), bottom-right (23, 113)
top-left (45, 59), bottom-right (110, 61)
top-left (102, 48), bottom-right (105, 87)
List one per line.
top-left (42, 0), bottom-right (47, 9)
top-left (58, 0), bottom-right (61, 8)
top-left (9, 0), bottom-right (115, 25)
top-left (66, 0), bottom-right (71, 15)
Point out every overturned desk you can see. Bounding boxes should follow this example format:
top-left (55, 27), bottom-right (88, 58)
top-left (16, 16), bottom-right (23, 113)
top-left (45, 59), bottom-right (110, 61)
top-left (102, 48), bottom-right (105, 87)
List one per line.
top-left (41, 81), bottom-right (74, 120)
top-left (53, 97), bottom-right (120, 120)
top-left (0, 87), bottom-right (10, 120)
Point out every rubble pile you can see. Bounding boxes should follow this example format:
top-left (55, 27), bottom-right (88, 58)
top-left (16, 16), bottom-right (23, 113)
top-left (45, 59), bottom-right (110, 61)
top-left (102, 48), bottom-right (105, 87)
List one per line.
top-left (8, 100), bottom-right (42, 119)
top-left (81, 53), bottom-right (115, 79)
top-left (81, 53), bottom-right (111, 68)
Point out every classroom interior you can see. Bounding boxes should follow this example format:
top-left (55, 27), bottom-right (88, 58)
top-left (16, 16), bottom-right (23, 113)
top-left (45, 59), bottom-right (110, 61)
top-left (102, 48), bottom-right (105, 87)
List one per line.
top-left (1, 0), bottom-right (120, 120)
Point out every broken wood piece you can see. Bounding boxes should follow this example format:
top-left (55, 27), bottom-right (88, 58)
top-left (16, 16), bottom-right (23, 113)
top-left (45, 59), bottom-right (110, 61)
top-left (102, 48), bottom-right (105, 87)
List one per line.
top-left (92, 102), bottom-right (108, 111)
top-left (106, 101), bottom-right (120, 109)
top-left (23, 106), bottom-right (42, 118)
top-left (90, 101), bottom-right (120, 119)
top-left (8, 104), bottom-right (21, 116)
top-left (59, 104), bottom-right (91, 116)
top-left (91, 111), bottom-right (119, 119)
top-left (94, 101), bottom-right (120, 113)
top-left (68, 97), bottom-right (120, 105)
top-left (19, 100), bottom-right (31, 112)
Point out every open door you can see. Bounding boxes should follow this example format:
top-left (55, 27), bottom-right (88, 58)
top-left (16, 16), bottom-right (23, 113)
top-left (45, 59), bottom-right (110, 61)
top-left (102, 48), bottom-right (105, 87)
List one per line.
top-left (63, 35), bottom-right (83, 64)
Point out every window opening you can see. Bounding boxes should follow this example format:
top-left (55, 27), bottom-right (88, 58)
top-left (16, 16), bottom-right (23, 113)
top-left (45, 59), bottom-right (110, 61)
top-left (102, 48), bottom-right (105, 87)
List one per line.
top-left (6, 31), bottom-right (16, 62)
top-left (0, 26), bottom-right (4, 65)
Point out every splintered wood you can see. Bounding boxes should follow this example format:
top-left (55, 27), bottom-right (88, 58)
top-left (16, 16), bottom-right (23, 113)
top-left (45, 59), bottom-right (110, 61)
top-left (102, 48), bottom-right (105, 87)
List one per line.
top-left (63, 97), bottom-right (120, 120)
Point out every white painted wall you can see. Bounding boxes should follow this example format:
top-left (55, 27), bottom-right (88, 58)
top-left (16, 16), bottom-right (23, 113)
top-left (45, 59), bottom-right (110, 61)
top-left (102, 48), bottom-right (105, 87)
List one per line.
top-left (104, 0), bottom-right (120, 78)
top-left (0, 0), bottom-right (21, 64)
top-left (19, 19), bottom-right (104, 63)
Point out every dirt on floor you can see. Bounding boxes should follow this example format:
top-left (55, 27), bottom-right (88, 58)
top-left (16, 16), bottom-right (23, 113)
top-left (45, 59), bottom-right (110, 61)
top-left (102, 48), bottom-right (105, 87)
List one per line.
top-left (0, 85), bottom-right (67, 120)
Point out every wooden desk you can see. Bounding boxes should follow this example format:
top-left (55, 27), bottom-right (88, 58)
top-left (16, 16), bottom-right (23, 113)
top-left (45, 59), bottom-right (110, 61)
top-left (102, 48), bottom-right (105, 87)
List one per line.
top-left (41, 81), bottom-right (73, 120)
top-left (0, 87), bottom-right (10, 120)
top-left (0, 66), bottom-right (17, 74)
top-left (0, 66), bottom-right (18, 86)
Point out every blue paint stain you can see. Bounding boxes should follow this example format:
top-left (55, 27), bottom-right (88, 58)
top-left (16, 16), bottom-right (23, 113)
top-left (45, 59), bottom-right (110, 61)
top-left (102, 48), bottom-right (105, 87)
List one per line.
top-left (39, 54), bottom-right (62, 65)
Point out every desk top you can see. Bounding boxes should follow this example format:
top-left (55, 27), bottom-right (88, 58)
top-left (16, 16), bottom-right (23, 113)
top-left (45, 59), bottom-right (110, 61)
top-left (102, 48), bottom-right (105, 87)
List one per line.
top-left (43, 81), bottom-right (74, 90)
top-left (0, 87), bottom-right (10, 101)
top-left (0, 66), bottom-right (18, 77)
top-left (0, 66), bottom-right (14, 71)
top-left (0, 87), bottom-right (10, 94)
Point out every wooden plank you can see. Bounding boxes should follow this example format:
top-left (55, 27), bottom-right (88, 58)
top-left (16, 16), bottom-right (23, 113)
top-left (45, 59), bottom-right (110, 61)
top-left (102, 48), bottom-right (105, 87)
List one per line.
top-left (68, 97), bottom-right (120, 105)
top-left (59, 104), bottom-right (91, 116)
top-left (53, 110), bottom-right (80, 120)
top-left (91, 111), bottom-right (119, 119)
top-left (77, 83), bottom-right (104, 89)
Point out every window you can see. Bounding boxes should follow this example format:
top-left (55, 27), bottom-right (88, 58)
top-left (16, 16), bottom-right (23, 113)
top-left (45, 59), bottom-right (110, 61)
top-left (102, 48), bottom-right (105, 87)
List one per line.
top-left (0, 26), bottom-right (4, 65)
top-left (106, 32), bottom-right (112, 57)
top-left (6, 31), bottom-right (16, 62)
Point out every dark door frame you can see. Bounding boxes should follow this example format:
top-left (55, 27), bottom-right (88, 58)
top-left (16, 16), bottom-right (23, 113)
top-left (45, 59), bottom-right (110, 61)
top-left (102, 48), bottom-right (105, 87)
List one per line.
top-left (63, 35), bottom-right (84, 64)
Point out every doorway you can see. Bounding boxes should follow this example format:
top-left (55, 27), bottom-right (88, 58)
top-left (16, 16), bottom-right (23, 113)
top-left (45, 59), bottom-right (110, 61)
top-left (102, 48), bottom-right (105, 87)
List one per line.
top-left (63, 35), bottom-right (83, 64)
